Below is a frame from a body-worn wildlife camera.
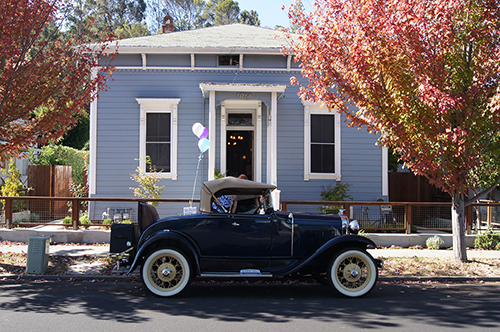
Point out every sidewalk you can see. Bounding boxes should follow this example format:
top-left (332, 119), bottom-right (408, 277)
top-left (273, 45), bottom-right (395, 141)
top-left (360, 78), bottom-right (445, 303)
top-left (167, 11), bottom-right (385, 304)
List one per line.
top-left (2, 242), bottom-right (500, 258)
top-left (1, 242), bottom-right (500, 281)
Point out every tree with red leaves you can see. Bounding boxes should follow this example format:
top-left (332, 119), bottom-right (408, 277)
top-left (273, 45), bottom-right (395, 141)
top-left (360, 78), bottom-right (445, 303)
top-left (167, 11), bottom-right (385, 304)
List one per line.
top-left (287, 0), bottom-right (500, 262)
top-left (0, 0), bottom-right (117, 159)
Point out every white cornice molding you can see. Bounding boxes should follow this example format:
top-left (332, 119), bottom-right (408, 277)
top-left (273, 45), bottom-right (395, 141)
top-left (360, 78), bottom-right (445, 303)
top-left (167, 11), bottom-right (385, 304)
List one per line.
top-left (199, 83), bottom-right (287, 98)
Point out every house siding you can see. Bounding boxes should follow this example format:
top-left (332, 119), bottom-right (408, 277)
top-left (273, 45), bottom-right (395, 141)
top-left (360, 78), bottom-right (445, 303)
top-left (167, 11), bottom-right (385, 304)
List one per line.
top-left (92, 60), bottom-right (383, 215)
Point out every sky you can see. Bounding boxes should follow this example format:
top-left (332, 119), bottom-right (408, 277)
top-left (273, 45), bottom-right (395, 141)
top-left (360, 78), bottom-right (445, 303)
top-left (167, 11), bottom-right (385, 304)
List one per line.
top-left (235, 0), bottom-right (314, 29)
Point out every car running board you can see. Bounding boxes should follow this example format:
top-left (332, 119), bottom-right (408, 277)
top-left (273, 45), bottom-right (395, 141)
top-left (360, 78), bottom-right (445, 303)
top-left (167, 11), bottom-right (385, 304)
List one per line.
top-left (200, 269), bottom-right (273, 278)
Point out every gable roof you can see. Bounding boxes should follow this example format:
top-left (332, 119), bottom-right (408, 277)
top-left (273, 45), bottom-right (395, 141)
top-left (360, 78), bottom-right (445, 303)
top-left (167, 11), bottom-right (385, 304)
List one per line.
top-left (111, 24), bottom-right (295, 54)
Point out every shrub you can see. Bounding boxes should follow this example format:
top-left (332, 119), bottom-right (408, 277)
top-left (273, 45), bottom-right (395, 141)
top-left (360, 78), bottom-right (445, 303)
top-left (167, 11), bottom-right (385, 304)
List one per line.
top-left (1, 158), bottom-right (24, 210)
top-left (130, 156), bottom-right (165, 207)
top-left (62, 216), bottom-right (72, 228)
top-left (102, 218), bottom-right (113, 225)
top-left (79, 213), bottom-right (91, 229)
top-left (357, 229), bottom-right (370, 239)
top-left (318, 182), bottom-right (353, 214)
top-left (426, 235), bottom-right (445, 250)
top-left (474, 228), bottom-right (500, 250)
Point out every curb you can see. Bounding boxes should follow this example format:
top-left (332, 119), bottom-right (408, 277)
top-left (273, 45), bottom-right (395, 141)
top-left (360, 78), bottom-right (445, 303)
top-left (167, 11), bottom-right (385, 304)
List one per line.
top-left (0, 274), bottom-right (138, 281)
top-left (2, 274), bottom-right (500, 283)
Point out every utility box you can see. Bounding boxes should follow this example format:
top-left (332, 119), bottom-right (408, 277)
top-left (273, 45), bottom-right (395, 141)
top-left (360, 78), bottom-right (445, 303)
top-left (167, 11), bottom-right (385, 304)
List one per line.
top-left (26, 236), bottom-right (49, 274)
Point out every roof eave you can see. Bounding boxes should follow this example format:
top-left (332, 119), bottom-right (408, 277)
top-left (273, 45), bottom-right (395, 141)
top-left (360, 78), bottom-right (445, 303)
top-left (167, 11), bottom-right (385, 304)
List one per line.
top-left (108, 46), bottom-right (291, 55)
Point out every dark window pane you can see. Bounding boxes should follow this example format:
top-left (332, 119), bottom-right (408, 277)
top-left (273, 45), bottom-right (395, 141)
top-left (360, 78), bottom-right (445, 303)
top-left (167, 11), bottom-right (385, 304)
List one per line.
top-left (146, 143), bottom-right (170, 172)
top-left (219, 55), bottom-right (239, 66)
top-left (146, 113), bottom-right (171, 142)
top-left (228, 113), bottom-right (252, 126)
top-left (311, 114), bottom-right (334, 143)
top-left (311, 144), bottom-right (335, 173)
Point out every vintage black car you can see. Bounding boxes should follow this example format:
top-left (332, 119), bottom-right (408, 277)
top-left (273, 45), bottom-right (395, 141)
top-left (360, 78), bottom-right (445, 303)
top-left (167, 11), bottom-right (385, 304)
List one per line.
top-left (110, 177), bottom-right (382, 298)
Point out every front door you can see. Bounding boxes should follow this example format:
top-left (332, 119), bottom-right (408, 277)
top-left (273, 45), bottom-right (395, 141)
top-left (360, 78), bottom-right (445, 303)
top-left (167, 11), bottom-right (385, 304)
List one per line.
top-left (226, 130), bottom-right (253, 179)
top-left (220, 100), bottom-right (262, 182)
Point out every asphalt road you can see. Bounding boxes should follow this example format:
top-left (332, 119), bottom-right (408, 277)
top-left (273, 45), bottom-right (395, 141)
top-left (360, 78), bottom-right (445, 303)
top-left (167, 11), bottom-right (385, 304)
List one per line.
top-left (1, 279), bottom-right (500, 331)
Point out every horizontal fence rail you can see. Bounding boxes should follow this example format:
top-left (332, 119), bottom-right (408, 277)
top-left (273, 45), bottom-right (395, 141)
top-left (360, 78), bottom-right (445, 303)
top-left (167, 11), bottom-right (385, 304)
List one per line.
top-left (281, 200), bottom-right (500, 234)
top-left (0, 196), bottom-right (199, 230)
top-left (1, 196), bottom-right (499, 234)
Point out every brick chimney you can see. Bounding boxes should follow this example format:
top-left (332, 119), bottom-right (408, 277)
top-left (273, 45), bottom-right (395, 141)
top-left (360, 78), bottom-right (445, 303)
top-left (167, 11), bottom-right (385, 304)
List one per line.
top-left (162, 13), bottom-right (174, 33)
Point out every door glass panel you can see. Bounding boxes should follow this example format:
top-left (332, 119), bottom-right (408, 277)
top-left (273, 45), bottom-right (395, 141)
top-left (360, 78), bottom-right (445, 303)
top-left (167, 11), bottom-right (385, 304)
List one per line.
top-left (228, 113), bottom-right (253, 126)
top-left (226, 130), bottom-right (253, 179)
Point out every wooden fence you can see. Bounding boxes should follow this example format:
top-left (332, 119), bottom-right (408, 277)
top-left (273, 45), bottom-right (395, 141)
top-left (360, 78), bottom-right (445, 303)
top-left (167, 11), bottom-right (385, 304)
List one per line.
top-left (27, 165), bottom-right (72, 218)
top-left (1, 196), bottom-right (499, 234)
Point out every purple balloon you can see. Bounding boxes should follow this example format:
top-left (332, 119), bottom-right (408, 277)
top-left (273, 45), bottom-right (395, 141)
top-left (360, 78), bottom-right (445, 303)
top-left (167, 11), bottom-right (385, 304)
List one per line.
top-left (200, 128), bottom-right (209, 139)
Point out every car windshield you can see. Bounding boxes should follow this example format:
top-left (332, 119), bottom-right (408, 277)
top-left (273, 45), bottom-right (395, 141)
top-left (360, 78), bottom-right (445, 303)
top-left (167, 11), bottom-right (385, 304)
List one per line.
top-left (200, 177), bottom-right (276, 213)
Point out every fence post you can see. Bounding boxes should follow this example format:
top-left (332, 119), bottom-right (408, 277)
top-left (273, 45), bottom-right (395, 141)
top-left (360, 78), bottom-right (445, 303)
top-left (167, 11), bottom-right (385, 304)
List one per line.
top-left (405, 204), bottom-right (412, 234)
top-left (344, 203), bottom-right (351, 219)
top-left (72, 199), bottom-right (81, 230)
top-left (487, 204), bottom-right (493, 229)
top-left (281, 201), bottom-right (287, 212)
top-left (466, 205), bottom-right (473, 235)
top-left (5, 197), bottom-right (13, 229)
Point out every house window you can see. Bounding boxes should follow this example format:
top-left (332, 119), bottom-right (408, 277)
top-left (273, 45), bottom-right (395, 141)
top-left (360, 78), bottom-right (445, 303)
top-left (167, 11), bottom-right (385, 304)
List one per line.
top-left (136, 98), bottom-right (181, 180)
top-left (219, 55), bottom-right (239, 66)
top-left (146, 113), bottom-right (171, 172)
top-left (303, 102), bottom-right (341, 181)
top-left (311, 114), bottom-right (335, 173)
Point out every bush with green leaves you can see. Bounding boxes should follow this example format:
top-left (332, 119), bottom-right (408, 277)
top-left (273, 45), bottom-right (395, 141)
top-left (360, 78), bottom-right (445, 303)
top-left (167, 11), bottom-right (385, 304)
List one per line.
top-left (426, 235), bottom-right (445, 250)
top-left (1, 158), bottom-right (24, 211)
top-left (103, 218), bottom-right (113, 225)
top-left (130, 156), bottom-right (165, 207)
top-left (79, 213), bottom-right (91, 229)
top-left (62, 216), bottom-right (72, 228)
top-left (318, 181), bottom-right (353, 214)
top-left (474, 228), bottom-right (500, 250)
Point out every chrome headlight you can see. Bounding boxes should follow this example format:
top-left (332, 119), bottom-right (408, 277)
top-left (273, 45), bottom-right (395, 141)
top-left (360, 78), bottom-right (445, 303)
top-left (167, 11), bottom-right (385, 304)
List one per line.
top-left (349, 220), bottom-right (360, 234)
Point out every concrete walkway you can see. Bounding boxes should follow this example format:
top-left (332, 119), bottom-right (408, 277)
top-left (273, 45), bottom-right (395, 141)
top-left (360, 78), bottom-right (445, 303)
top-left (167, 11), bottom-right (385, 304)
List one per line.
top-left (2, 242), bottom-right (499, 259)
top-left (2, 243), bottom-right (500, 281)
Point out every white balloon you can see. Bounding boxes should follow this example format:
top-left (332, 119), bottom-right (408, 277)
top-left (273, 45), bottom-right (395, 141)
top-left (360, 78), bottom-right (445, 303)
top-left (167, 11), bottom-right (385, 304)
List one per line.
top-left (192, 122), bottom-right (205, 138)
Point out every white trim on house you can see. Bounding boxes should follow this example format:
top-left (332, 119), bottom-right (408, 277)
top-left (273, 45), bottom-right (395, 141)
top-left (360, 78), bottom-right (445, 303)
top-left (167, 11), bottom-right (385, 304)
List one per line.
top-left (89, 68), bottom-right (98, 195)
top-left (302, 101), bottom-right (342, 181)
top-left (200, 83), bottom-right (286, 185)
top-left (208, 91), bottom-right (216, 181)
top-left (220, 100), bottom-right (262, 182)
top-left (199, 83), bottom-right (287, 97)
top-left (135, 98), bottom-right (181, 180)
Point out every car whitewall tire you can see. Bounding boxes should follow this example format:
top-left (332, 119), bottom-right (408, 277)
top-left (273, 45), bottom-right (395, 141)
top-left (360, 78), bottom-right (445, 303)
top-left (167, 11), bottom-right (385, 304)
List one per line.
top-left (328, 248), bottom-right (378, 297)
top-left (142, 248), bottom-right (191, 297)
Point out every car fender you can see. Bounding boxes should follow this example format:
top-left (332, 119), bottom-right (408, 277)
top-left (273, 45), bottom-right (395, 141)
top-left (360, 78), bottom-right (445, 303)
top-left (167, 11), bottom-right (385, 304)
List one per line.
top-left (274, 234), bottom-right (377, 276)
top-left (127, 230), bottom-right (201, 274)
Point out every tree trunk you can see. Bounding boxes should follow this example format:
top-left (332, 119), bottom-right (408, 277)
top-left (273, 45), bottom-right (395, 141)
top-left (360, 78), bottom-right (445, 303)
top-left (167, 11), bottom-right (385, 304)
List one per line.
top-left (451, 192), bottom-right (468, 262)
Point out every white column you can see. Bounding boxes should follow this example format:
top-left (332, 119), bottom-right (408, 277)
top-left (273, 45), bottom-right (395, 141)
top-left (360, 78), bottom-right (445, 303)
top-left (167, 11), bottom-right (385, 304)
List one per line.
top-left (208, 90), bottom-right (216, 180)
top-left (270, 92), bottom-right (278, 186)
top-left (220, 102), bottom-right (227, 176)
top-left (255, 102), bottom-right (262, 182)
top-left (89, 68), bottom-right (98, 196)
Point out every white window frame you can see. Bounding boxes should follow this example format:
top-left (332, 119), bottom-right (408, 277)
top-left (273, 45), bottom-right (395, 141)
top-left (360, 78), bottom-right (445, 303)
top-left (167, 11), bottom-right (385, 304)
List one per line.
top-left (136, 98), bottom-right (181, 180)
top-left (303, 101), bottom-right (341, 181)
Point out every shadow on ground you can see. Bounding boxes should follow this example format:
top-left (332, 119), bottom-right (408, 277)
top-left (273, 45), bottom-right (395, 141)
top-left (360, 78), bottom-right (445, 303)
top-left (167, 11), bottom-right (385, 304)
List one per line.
top-left (1, 279), bottom-right (500, 328)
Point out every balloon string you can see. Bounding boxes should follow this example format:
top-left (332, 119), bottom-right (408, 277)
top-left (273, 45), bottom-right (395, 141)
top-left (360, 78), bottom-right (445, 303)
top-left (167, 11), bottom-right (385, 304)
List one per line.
top-left (190, 152), bottom-right (204, 207)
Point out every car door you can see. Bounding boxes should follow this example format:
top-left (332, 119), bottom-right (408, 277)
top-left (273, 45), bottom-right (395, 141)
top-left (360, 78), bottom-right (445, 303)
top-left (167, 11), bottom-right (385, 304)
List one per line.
top-left (229, 213), bottom-right (272, 270)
